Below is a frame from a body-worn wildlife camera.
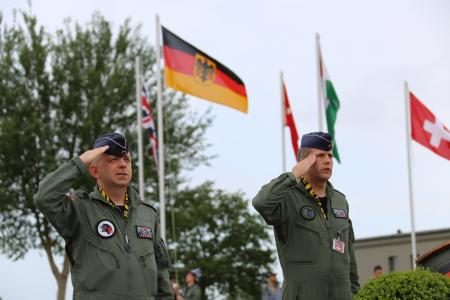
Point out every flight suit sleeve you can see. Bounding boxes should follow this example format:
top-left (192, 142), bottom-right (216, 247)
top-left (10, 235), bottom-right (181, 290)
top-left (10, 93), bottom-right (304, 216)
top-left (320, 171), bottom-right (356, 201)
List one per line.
top-left (153, 216), bottom-right (173, 300)
top-left (252, 172), bottom-right (297, 226)
top-left (34, 157), bottom-right (86, 240)
top-left (348, 219), bottom-right (360, 295)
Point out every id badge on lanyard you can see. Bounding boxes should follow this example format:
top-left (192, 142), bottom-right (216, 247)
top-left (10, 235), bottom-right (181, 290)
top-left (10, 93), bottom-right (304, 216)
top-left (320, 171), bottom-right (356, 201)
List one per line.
top-left (332, 238), bottom-right (345, 254)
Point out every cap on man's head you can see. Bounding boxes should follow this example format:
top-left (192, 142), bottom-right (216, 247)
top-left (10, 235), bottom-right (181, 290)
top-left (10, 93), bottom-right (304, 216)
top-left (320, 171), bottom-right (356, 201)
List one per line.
top-left (300, 132), bottom-right (332, 151)
top-left (94, 132), bottom-right (129, 156)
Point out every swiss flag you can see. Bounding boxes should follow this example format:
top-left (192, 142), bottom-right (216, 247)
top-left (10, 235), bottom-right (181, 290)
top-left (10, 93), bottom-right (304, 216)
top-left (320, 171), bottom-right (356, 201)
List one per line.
top-left (410, 92), bottom-right (450, 160)
top-left (282, 80), bottom-right (299, 158)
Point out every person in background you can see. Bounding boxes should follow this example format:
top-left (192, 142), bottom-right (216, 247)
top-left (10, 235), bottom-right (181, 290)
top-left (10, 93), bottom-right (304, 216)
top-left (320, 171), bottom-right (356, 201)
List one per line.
top-left (262, 272), bottom-right (282, 300)
top-left (372, 265), bottom-right (384, 278)
top-left (176, 268), bottom-right (202, 300)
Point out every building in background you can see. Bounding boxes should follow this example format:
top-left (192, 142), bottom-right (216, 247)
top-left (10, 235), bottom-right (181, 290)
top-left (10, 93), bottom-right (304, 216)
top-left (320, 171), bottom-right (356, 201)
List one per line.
top-left (354, 228), bottom-right (450, 285)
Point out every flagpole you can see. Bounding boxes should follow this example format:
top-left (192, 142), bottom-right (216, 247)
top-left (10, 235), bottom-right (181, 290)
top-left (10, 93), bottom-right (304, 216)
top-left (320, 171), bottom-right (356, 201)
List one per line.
top-left (404, 81), bottom-right (417, 269)
top-left (135, 57), bottom-right (145, 200)
top-left (315, 33), bottom-right (324, 132)
top-left (280, 71), bottom-right (286, 172)
top-left (156, 14), bottom-right (166, 241)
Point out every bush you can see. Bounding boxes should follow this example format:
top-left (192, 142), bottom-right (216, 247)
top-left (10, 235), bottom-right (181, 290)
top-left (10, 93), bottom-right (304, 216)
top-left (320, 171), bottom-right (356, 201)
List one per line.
top-left (354, 268), bottom-right (450, 300)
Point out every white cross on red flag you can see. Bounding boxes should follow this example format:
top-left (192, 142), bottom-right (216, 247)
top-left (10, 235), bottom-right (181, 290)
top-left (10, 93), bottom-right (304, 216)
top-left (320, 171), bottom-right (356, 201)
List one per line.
top-left (410, 92), bottom-right (450, 160)
top-left (282, 80), bottom-right (299, 158)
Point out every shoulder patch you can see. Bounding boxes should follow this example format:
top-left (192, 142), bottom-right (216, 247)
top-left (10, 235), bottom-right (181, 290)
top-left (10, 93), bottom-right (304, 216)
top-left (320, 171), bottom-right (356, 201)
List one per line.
top-left (140, 201), bottom-right (157, 212)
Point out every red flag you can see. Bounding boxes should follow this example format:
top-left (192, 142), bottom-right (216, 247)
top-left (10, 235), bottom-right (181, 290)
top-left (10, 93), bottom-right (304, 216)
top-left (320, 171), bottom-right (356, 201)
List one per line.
top-left (282, 80), bottom-right (299, 157)
top-left (410, 92), bottom-right (450, 160)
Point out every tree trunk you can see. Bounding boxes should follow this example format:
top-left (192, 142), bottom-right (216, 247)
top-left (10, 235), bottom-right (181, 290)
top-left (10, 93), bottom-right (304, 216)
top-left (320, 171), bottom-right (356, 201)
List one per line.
top-left (42, 238), bottom-right (70, 300)
top-left (56, 256), bottom-right (70, 300)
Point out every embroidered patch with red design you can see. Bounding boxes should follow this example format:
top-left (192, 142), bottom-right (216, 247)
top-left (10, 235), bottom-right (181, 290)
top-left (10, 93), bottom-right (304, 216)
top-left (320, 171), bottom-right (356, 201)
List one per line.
top-left (136, 226), bottom-right (153, 239)
top-left (97, 220), bottom-right (116, 238)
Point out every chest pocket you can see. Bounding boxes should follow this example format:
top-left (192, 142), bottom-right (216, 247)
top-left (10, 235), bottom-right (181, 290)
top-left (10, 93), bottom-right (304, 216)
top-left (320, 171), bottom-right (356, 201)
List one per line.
top-left (75, 238), bottom-right (119, 292)
top-left (131, 217), bottom-right (158, 296)
top-left (285, 219), bottom-right (322, 263)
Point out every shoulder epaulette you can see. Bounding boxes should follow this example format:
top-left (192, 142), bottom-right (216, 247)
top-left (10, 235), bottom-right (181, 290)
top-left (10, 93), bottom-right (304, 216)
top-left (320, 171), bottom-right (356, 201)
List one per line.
top-left (334, 189), bottom-right (346, 198)
top-left (140, 201), bottom-right (157, 212)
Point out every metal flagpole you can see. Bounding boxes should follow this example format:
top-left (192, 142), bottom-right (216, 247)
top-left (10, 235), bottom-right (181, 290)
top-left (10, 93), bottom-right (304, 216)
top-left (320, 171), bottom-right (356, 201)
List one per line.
top-left (315, 33), bottom-right (324, 132)
top-left (404, 81), bottom-right (417, 269)
top-left (280, 71), bottom-right (286, 172)
top-left (135, 57), bottom-right (145, 200)
top-left (155, 15), bottom-right (166, 241)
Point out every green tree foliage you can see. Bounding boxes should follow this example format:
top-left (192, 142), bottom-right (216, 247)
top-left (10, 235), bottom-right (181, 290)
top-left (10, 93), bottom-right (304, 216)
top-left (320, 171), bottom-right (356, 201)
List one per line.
top-left (354, 269), bottom-right (450, 300)
top-left (168, 182), bottom-right (274, 299)
top-left (0, 9), bottom-right (274, 300)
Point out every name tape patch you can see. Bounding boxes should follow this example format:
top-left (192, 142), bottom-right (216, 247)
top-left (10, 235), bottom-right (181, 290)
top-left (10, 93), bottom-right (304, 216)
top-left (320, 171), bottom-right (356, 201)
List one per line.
top-left (136, 225), bottom-right (153, 239)
top-left (333, 208), bottom-right (347, 219)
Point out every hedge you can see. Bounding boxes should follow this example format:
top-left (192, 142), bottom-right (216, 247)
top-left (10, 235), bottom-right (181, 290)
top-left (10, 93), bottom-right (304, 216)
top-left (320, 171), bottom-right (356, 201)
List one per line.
top-left (354, 268), bottom-right (450, 300)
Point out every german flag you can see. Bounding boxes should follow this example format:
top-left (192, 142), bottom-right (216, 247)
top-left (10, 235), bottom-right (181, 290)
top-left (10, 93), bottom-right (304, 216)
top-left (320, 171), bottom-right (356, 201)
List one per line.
top-left (162, 26), bottom-right (248, 113)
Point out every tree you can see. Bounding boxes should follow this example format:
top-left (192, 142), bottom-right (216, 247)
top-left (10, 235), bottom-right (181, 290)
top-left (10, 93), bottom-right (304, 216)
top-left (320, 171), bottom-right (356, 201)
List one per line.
top-left (167, 182), bottom-right (275, 299)
top-left (0, 9), bottom-right (211, 300)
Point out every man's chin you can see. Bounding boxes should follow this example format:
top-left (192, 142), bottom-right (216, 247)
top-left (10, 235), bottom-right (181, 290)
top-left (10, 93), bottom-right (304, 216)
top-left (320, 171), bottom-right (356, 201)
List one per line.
top-left (320, 173), bottom-right (332, 180)
top-left (113, 180), bottom-right (131, 187)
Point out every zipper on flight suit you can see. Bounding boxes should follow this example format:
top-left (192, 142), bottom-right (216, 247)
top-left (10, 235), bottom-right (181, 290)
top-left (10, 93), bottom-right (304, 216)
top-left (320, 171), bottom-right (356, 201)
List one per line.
top-left (125, 206), bottom-right (134, 298)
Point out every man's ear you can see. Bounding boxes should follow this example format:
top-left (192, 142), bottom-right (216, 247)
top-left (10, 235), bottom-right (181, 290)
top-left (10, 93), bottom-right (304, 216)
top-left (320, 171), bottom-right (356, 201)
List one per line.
top-left (88, 164), bottom-right (99, 179)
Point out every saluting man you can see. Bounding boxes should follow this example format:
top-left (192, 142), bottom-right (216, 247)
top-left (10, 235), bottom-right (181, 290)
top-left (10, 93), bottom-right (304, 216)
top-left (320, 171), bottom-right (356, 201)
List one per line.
top-left (253, 132), bottom-right (360, 300)
top-left (35, 132), bottom-right (173, 300)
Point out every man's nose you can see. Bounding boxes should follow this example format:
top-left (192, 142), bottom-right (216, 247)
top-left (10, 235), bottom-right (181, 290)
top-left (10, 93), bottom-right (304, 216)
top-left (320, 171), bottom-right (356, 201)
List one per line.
top-left (118, 157), bottom-right (128, 166)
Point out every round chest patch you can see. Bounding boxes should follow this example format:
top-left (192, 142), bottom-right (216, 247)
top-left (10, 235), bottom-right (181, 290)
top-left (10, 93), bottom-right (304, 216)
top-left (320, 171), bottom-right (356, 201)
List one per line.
top-left (300, 206), bottom-right (316, 220)
top-left (97, 220), bottom-right (116, 238)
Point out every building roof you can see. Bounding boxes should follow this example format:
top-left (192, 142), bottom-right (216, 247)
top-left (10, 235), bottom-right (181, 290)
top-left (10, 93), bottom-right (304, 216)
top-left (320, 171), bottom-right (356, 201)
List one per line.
top-left (355, 228), bottom-right (450, 249)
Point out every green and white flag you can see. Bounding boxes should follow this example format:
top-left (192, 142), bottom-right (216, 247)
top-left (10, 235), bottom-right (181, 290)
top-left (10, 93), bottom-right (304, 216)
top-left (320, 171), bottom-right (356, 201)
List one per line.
top-left (318, 47), bottom-right (341, 163)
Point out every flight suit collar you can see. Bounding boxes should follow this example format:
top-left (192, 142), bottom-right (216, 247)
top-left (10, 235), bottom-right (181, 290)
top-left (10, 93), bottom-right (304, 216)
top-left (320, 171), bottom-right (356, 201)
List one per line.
top-left (90, 185), bottom-right (142, 208)
top-left (294, 180), bottom-right (336, 219)
top-left (294, 179), bottom-right (335, 199)
top-left (326, 181), bottom-right (335, 198)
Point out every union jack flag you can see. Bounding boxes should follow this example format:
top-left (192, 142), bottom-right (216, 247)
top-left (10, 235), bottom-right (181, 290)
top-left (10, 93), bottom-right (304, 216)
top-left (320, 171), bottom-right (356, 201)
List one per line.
top-left (141, 86), bottom-right (159, 168)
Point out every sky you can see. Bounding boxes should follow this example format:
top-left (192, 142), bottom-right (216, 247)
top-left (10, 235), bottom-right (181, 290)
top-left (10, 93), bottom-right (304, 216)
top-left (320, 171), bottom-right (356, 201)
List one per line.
top-left (1, 0), bottom-right (449, 299)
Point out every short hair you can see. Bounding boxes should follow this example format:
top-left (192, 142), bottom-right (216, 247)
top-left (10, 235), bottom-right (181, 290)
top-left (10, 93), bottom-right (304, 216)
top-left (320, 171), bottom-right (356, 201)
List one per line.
top-left (373, 265), bottom-right (383, 272)
top-left (90, 154), bottom-right (104, 167)
top-left (297, 147), bottom-right (312, 161)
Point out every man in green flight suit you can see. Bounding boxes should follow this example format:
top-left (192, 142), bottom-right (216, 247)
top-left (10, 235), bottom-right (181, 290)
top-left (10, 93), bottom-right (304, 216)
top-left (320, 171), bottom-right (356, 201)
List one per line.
top-left (253, 132), bottom-right (359, 300)
top-left (35, 132), bottom-right (173, 300)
